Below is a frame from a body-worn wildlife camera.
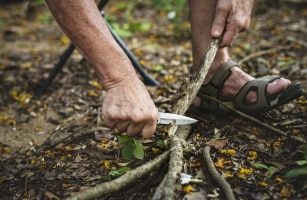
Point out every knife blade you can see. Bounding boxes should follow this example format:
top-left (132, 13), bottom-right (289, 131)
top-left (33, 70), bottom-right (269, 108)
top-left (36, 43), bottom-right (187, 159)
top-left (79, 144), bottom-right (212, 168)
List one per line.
top-left (157, 112), bottom-right (198, 125)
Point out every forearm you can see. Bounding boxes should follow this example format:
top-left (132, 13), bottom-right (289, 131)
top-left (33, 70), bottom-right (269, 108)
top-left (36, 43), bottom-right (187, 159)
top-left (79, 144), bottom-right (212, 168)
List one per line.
top-left (45, 0), bottom-right (137, 89)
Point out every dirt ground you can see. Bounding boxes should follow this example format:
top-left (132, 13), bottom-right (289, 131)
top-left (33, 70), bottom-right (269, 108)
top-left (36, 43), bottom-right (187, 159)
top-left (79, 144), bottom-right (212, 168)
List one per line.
top-left (0, 0), bottom-right (306, 199)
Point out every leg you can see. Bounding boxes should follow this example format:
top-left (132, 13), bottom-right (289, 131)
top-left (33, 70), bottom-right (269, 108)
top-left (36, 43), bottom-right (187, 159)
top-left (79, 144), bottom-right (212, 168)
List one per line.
top-left (188, 0), bottom-right (291, 105)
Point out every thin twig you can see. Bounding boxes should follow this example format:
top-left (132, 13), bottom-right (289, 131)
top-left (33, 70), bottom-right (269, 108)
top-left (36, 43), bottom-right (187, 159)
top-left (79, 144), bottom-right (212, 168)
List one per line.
top-left (238, 46), bottom-right (291, 65)
top-left (201, 94), bottom-right (306, 143)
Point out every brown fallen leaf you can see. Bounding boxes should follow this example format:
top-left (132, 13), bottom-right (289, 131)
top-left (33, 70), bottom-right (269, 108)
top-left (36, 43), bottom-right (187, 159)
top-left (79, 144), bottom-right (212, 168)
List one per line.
top-left (206, 138), bottom-right (229, 150)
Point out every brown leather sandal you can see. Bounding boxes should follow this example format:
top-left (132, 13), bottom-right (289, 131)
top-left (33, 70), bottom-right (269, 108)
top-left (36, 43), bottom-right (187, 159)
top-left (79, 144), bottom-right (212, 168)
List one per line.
top-left (197, 61), bottom-right (304, 114)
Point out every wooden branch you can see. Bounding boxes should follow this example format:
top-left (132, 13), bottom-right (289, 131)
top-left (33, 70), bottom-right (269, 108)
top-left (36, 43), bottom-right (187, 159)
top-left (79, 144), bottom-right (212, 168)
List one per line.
top-left (174, 38), bottom-right (220, 116)
top-left (152, 38), bottom-right (220, 200)
top-left (167, 38), bottom-right (220, 137)
top-left (203, 145), bottom-right (236, 200)
top-left (152, 125), bottom-right (191, 199)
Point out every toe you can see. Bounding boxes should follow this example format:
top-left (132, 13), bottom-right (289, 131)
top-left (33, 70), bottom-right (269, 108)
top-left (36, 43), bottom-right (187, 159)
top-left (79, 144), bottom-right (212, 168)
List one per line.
top-left (267, 78), bottom-right (291, 96)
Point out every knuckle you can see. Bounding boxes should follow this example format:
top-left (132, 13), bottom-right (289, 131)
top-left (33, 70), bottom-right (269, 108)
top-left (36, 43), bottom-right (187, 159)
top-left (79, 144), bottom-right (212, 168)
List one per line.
top-left (129, 112), bottom-right (143, 123)
top-left (216, 3), bottom-right (229, 12)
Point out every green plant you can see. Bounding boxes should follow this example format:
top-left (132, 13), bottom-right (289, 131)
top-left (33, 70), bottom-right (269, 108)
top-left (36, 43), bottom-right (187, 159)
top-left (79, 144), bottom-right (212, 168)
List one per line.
top-left (254, 163), bottom-right (278, 179)
top-left (118, 136), bottom-right (144, 160)
top-left (285, 145), bottom-right (307, 178)
top-left (109, 166), bottom-right (132, 177)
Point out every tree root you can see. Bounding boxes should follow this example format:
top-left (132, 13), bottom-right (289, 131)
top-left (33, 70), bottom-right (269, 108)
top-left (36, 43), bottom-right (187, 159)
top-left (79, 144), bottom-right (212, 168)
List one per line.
top-left (152, 126), bottom-right (191, 199)
top-left (203, 145), bottom-right (236, 200)
top-left (67, 151), bottom-right (171, 200)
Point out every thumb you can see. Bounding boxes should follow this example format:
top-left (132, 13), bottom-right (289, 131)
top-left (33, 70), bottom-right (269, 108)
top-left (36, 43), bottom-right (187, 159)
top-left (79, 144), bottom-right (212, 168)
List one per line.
top-left (211, 9), bottom-right (227, 38)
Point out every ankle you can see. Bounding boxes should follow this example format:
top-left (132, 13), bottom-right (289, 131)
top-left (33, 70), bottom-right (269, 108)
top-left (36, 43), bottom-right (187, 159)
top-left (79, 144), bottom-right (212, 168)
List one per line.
top-left (203, 48), bottom-right (230, 84)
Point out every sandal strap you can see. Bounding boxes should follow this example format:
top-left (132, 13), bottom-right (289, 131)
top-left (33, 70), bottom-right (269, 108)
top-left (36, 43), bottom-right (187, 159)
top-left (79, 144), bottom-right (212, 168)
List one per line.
top-left (233, 75), bottom-right (280, 112)
top-left (210, 61), bottom-right (240, 88)
top-left (198, 61), bottom-right (240, 110)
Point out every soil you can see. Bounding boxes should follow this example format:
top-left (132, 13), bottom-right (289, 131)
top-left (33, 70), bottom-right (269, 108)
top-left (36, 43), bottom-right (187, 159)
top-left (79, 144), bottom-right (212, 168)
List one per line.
top-left (0, 0), bottom-right (306, 199)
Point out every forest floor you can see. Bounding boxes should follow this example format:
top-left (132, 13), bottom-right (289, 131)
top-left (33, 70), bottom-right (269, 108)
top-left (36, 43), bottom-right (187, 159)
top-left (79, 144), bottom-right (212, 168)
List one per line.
top-left (0, 0), bottom-right (306, 199)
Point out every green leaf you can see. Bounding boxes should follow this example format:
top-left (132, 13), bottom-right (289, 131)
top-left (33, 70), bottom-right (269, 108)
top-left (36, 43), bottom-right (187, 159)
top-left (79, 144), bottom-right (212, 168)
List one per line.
top-left (152, 65), bottom-right (164, 72)
top-left (118, 166), bottom-right (132, 173)
top-left (121, 142), bottom-right (135, 160)
top-left (109, 167), bottom-right (132, 177)
top-left (118, 136), bottom-right (130, 143)
top-left (156, 140), bottom-right (164, 148)
top-left (133, 139), bottom-right (142, 146)
top-left (254, 163), bottom-right (269, 169)
top-left (133, 141), bottom-right (144, 160)
top-left (285, 166), bottom-right (307, 178)
top-left (296, 160), bottom-right (307, 166)
top-left (109, 170), bottom-right (121, 176)
top-left (265, 166), bottom-right (277, 179)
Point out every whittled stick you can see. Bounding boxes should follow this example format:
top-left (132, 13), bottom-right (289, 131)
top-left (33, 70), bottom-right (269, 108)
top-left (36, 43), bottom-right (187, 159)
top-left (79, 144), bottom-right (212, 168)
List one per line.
top-left (168, 38), bottom-right (220, 136)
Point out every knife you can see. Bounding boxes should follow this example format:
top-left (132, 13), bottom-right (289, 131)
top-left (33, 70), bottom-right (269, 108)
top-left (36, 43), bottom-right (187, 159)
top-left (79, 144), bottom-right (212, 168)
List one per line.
top-left (157, 112), bottom-right (198, 125)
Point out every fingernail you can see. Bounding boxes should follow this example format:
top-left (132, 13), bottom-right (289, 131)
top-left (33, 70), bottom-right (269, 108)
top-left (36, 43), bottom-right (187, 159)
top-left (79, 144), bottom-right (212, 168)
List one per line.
top-left (212, 29), bottom-right (220, 37)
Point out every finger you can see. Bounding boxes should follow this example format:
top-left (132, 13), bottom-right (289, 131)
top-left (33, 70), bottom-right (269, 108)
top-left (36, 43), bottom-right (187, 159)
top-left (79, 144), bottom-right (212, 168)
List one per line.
top-left (211, 5), bottom-right (228, 38)
top-left (220, 29), bottom-right (237, 47)
top-left (116, 121), bottom-right (130, 133)
top-left (239, 17), bottom-right (250, 33)
top-left (141, 123), bottom-right (156, 139)
top-left (103, 118), bottom-right (117, 129)
top-left (126, 123), bottom-right (144, 138)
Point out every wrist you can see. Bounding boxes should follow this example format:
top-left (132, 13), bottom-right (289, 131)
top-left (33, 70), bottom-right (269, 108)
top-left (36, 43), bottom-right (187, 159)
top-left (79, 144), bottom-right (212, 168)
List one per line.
top-left (101, 70), bottom-right (139, 90)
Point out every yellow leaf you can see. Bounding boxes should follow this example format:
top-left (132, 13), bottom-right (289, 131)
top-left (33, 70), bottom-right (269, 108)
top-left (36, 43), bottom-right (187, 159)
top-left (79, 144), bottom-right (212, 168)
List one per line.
top-left (152, 147), bottom-right (161, 154)
top-left (214, 158), bottom-right (226, 168)
top-left (87, 90), bottom-right (98, 97)
top-left (89, 80), bottom-right (102, 89)
top-left (275, 177), bottom-right (283, 182)
top-left (258, 181), bottom-right (268, 187)
top-left (182, 185), bottom-right (195, 194)
top-left (247, 151), bottom-right (257, 161)
top-left (279, 186), bottom-right (292, 198)
top-left (103, 160), bottom-right (113, 170)
top-left (224, 171), bottom-right (234, 178)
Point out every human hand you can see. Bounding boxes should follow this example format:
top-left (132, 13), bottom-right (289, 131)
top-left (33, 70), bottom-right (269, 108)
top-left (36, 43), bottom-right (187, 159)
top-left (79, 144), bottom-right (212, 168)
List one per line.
top-left (211, 0), bottom-right (254, 47)
top-left (102, 77), bottom-right (158, 139)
